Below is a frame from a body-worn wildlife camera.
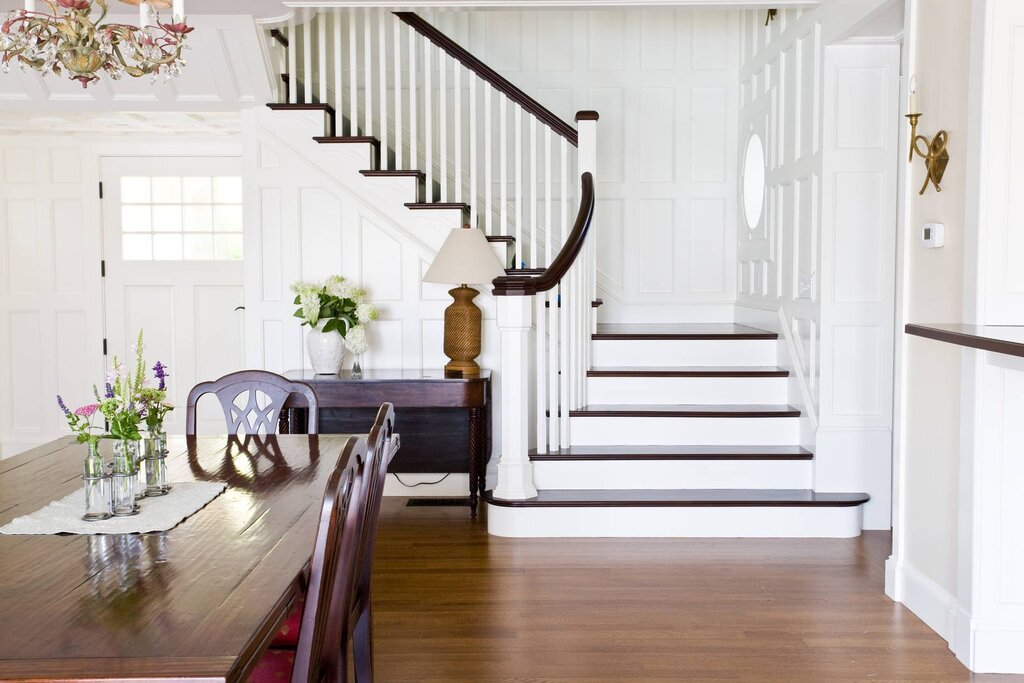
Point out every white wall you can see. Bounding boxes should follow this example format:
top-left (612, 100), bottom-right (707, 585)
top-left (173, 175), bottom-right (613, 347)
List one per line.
top-left (425, 8), bottom-right (741, 323)
top-left (0, 135), bottom-right (242, 458)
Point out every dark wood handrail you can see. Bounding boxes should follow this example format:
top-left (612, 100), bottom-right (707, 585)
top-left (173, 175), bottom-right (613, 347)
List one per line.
top-left (492, 172), bottom-right (594, 297)
top-left (394, 12), bottom-right (578, 147)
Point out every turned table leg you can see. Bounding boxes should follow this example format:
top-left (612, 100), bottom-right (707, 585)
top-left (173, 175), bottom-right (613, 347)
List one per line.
top-left (468, 407), bottom-right (483, 517)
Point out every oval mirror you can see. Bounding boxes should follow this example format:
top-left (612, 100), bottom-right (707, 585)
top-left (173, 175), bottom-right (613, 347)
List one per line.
top-left (742, 134), bottom-right (766, 230)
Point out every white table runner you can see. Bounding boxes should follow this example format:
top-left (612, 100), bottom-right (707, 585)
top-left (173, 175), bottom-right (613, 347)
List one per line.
top-left (0, 481), bottom-right (227, 536)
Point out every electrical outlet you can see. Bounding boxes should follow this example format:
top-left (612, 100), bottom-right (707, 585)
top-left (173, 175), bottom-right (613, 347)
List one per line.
top-left (799, 273), bottom-right (815, 299)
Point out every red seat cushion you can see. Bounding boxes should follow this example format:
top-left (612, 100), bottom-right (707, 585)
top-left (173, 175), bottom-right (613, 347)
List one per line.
top-left (248, 648), bottom-right (294, 682)
top-left (269, 597), bottom-right (304, 649)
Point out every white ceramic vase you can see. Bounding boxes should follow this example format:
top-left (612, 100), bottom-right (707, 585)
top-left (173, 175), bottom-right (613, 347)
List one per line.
top-left (306, 320), bottom-right (346, 374)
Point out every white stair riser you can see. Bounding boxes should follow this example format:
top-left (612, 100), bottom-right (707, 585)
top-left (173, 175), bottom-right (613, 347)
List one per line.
top-left (487, 504), bottom-right (864, 538)
top-left (592, 339), bottom-right (777, 366)
top-left (587, 376), bottom-right (787, 405)
top-left (532, 459), bottom-right (812, 489)
top-left (570, 416), bottom-right (800, 446)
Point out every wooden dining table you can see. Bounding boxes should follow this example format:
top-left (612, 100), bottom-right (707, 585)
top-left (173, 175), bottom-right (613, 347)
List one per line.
top-left (0, 433), bottom-right (360, 682)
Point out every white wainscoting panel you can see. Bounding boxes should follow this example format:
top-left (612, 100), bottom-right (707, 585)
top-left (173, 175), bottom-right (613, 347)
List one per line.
top-left (425, 8), bottom-right (740, 322)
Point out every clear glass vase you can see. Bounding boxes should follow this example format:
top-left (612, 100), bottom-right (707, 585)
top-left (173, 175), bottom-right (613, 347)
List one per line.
top-left (82, 442), bottom-right (110, 522)
top-left (143, 431), bottom-right (170, 496)
top-left (352, 352), bottom-right (365, 379)
top-left (110, 440), bottom-right (139, 517)
top-left (134, 438), bottom-right (148, 501)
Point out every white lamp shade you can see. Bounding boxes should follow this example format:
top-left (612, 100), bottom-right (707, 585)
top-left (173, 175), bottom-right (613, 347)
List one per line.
top-left (423, 227), bottom-right (506, 285)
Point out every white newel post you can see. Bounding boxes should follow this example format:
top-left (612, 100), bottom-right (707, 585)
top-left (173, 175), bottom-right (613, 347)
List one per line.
top-left (493, 294), bottom-right (538, 500)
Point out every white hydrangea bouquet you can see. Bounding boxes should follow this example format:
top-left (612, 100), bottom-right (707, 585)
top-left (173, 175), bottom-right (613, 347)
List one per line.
top-left (291, 275), bottom-right (378, 374)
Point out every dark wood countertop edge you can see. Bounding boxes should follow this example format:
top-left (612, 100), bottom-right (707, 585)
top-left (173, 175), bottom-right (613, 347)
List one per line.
top-left (905, 323), bottom-right (1024, 359)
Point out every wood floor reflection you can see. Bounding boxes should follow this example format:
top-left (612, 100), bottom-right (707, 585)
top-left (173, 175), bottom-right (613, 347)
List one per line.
top-left (370, 498), bottom-right (1021, 682)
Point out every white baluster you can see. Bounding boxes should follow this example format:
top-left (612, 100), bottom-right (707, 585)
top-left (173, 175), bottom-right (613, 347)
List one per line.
top-left (394, 17), bottom-right (403, 168)
top-left (363, 10), bottom-right (372, 138)
top-left (349, 9), bottom-right (357, 135)
top-left (469, 76), bottom-right (477, 229)
top-left (318, 12), bottom-right (327, 105)
top-left (484, 83), bottom-right (493, 235)
top-left (544, 127), bottom-right (552, 264)
top-left (559, 135), bottom-right (570, 445)
top-left (547, 287), bottom-right (559, 452)
top-left (378, 10), bottom-right (388, 168)
top-left (514, 107), bottom-right (523, 269)
top-left (303, 18), bottom-right (311, 104)
top-left (333, 10), bottom-right (342, 130)
top-left (499, 94), bottom-right (508, 241)
top-left (424, 40), bottom-right (433, 201)
top-left (287, 17), bottom-right (297, 104)
top-left (454, 63), bottom-right (462, 204)
top-left (535, 294), bottom-right (547, 453)
top-left (529, 116), bottom-right (537, 268)
top-left (439, 51), bottom-right (448, 202)
top-left (408, 25), bottom-right (417, 169)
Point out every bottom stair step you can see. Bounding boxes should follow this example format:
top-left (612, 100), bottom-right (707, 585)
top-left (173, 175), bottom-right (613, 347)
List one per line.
top-left (484, 489), bottom-right (869, 538)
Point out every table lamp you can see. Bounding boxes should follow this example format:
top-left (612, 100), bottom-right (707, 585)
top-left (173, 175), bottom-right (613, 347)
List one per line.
top-left (423, 225), bottom-right (506, 376)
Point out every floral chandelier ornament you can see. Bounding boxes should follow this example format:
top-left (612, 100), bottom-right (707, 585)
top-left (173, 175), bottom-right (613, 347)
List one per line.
top-left (0, 0), bottom-right (192, 89)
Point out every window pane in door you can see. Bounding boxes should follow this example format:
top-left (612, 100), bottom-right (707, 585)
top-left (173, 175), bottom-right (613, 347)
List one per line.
top-left (153, 234), bottom-right (183, 261)
top-left (213, 177), bottom-right (243, 203)
top-left (183, 205), bottom-right (213, 232)
top-left (121, 177), bottom-right (151, 203)
top-left (151, 177), bottom-right (182, 203)
top-left (182, 177), bottom-right (213, 204)
top-left (184, 234), bottom-right (214, 260)
top-left (214, 234), bottom-right (243, 261)
top-left (122, 234), bottom-right (153, 260)
top-left (213, 205), bottom-right (243, 233)
top-left (121, 205), bottom-right (152, 232)
top-left (153, 205), bottom-right (182, 232)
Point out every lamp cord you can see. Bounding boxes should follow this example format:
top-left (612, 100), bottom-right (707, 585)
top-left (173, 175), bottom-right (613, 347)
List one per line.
top-left (392, 473), bottom-right (452, 488)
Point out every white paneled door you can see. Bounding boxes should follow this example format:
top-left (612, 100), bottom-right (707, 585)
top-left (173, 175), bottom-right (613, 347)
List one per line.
top-left (101, 157), bottom-right (245, 435)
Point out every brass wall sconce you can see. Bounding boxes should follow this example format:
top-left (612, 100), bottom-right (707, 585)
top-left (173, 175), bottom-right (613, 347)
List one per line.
top-left (906, 113), bottom-right (949, 195)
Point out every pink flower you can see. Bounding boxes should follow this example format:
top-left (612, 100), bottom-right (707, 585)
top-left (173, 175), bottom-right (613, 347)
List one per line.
top-left (74, 404), bottom-right (99, 417)
top-left (160, 21), bottom-right (194, 35)
top-left (56, 0), bottom-right (90, 10)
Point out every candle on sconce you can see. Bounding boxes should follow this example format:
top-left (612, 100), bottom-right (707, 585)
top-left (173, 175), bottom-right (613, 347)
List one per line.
top-left (173, 0), bottom-right (185, 20)
top-left (23, 0), bottom-right (35, 12)
top-left (139, 1), bottom-right (150, 28)
top-left (909, 74), bottom-right (920, 114)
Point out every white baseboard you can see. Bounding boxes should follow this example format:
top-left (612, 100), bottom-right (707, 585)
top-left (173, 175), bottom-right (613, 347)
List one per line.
top-left (894, 560), bottom-right (957, 642)
top-left (383, 472), bottom-right (470, 497)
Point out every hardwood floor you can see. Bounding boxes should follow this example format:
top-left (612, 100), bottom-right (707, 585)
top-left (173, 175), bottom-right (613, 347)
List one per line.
top-left (371, 499), bottom-right (1022, 682)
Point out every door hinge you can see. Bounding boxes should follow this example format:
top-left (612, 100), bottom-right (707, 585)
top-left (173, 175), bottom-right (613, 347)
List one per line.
top-left (100, 260), bottom-right (106, 277)
top-left (102, 338), bottom-right (108, 356)
top-left (98, 181), bottom-right (103, 199)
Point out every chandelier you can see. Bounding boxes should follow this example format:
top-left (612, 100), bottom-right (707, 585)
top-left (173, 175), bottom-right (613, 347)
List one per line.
top-left (0, 0), bottom-right (192, 89)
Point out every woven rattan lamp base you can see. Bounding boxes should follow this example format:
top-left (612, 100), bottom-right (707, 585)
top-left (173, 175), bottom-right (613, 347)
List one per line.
top-left (443, 285), bottom-right (482, 376)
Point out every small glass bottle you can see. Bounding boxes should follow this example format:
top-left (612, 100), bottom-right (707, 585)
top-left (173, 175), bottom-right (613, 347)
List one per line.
top-left (111, 440), bottom-right (139, 517)
top-left (143, 431), bottom-right (170, 496)
top-left (82, 441), bottom-right (110, 522)
top-left (352, 352), bottom-right (365, 379)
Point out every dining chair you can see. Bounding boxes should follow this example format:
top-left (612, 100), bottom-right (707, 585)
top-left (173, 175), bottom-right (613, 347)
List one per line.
top-left (352, 403), bottom-right (399, 683)
top-left (185, 370), bottom-right (320, 436)
top-left (267, 403), bottom-right (399, 681)
top-left (249, 435), bottom-right (369, 683)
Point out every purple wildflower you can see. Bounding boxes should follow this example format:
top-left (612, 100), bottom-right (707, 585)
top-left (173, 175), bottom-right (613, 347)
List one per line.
top-left (56, 395), bottom-right (71, 417)
top-left (153, 361), bottom-right (168, 391)
top-left (104, 383), bottom-right (115, 399)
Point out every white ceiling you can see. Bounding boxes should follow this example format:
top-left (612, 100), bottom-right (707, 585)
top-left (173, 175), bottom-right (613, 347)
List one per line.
top-left (0, 110), bottom-right (241, 135)
top-left (0, 0), bottom-right (290, 18)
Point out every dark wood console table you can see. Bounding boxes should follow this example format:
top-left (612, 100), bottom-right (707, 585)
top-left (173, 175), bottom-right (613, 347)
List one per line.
top-left (280, 369), bottom-right (491, 516)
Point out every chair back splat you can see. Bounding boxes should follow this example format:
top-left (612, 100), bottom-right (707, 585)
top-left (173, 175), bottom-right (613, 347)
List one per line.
top-left (185, 370), bottom-right (319, 436)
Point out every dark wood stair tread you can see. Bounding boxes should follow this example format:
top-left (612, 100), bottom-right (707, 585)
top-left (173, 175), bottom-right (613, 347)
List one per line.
top-left (314, 136), bottom-right (380, 146)
top-left (360, 170), bottom-right (425, 179)
top-left (570, 404), bottom-right (801, 418)
top-left (593, 323), bottom-right (777, 340)
top-left (267, 103), bottom-right (335, 114)
top-left (484, 489), bottom-right (870, 508)
top-left (529, 445), bottom-right (813, 461)
top-left (405, 202), bottom-right (470, 211)
top-left (588, 366), bottom-right (789, 378)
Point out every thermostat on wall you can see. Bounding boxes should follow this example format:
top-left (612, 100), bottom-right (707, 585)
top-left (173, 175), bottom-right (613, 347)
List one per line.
top-left (922, 222), bottom-right (944, 248)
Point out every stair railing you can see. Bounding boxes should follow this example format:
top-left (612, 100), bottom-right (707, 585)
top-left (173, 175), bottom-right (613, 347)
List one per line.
top-left (262, 10), bottom-right (598, 500)
top-left (263, 9), bottom-right (579, 271)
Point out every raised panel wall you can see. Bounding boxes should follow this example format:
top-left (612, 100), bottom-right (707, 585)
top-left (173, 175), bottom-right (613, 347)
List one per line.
top-left (426, 8), bottom-right (740, 322)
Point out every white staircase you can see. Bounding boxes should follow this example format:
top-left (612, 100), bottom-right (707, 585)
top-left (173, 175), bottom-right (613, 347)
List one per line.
top-left (259, 10), bottom-right (869, 539)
